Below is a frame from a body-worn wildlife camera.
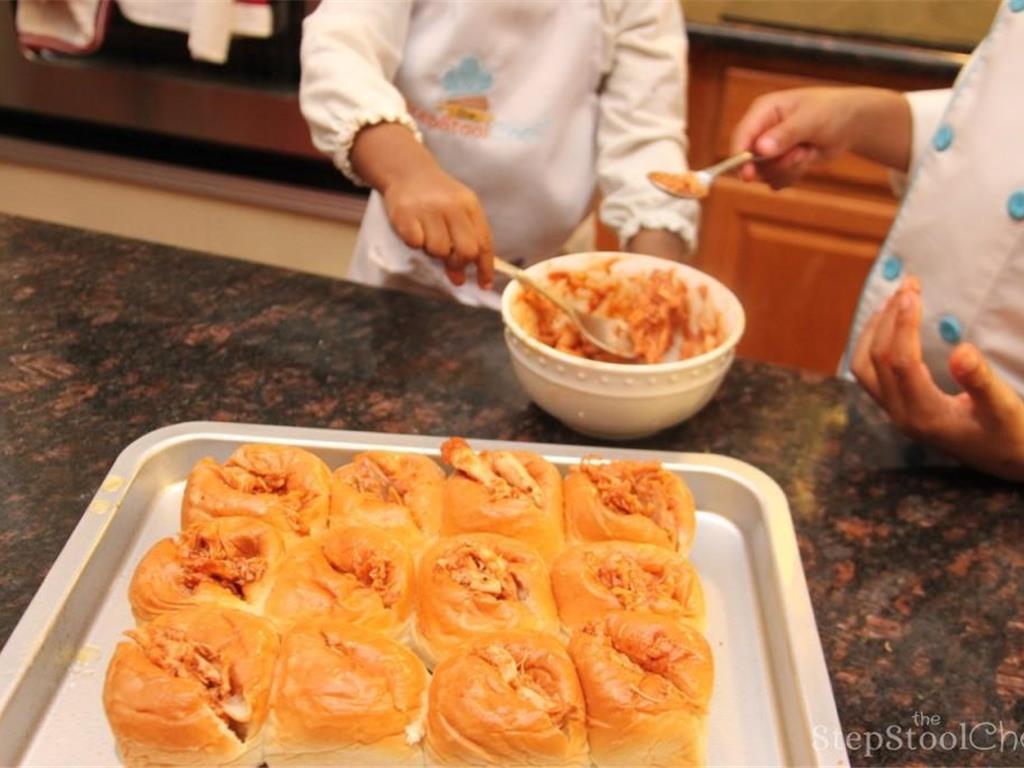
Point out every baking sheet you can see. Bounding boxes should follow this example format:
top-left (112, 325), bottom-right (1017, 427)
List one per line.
top-left (0, 422), bottom-right (849, 767)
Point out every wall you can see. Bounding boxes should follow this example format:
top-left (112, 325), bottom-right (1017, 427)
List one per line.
top-left (0, 152), bottom-right (360, 280)
top-left (683, 0), bottom-right (998, 49)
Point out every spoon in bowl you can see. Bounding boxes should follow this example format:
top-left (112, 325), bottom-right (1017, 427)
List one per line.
top-left (493, 257), bottom-right (635, 359)
top-left (648, 150), bottom-right (761, 199)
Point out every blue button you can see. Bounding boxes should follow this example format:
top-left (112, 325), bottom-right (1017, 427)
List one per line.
top-left (1009, 190), bottom-right (1024, 221)
top-left (881, 254), bottom-right (903, 281)
top-left (1011, 0), bottom-right (1024, 13)
top-left (938, 314), bottom-right (962, 344)
top-left (932, 124), bottom-right (954, 152)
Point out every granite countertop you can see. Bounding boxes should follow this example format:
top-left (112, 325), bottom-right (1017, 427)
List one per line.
top-left (2, 214), bottom-right (1023, 765)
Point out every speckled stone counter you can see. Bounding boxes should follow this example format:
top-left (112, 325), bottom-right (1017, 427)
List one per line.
top-left (2, 214), bottom-right (1023, 766)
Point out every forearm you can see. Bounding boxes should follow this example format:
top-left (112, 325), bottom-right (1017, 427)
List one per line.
top-left (845, 88), bottom-right (913, 172)
top-left (596, 0), bottom-right (697, 258)
top-left (350, 122), bottom-right (437, 193)
top-left (626, 228), bottom-right (692, 264)
top-left (299, 0), bottom-right (416, 183)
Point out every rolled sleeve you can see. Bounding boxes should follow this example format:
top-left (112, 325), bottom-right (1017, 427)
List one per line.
top-left (905, 88), bottom-right (952, 179)
top-left (299, 0), bottom-right (421, 185)
top-left (596, 0), bottom-right (699, 251)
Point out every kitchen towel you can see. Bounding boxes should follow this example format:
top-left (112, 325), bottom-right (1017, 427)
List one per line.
top-left (118, 0), bottom-right (274, 64)
top-left (16, 0), bottom-right (274, 63)
top-left (16, 0), bottom-right (113, 55)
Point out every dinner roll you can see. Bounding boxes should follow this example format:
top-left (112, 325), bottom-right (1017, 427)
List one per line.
top-left (414, 532), bottom-right (558, 666)
top-left (263, 525), bottom-right (415, 639)
top-left (264, 618), bottom-right (429, 766)
top-left (103, 606), bottom-right (278, 767)
top-left (550, 540), bottom-right (705, 633)
top-left (129, 517), bottom-right (286, 623)
top-left (564, 459), bottom-right (695, 554)
top-left (330, 450), bottom-right (444, 551)
top-left (440, 437), bottom-right (564, 562)
top-left (568, 610), bottom-right (714, 767)
top-left (181, 444), bottom-right (331, 540)
top-left (425, 630), bottom-right (588, 766)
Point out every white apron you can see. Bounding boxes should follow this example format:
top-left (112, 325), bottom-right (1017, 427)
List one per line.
top-left (841, 0), bottom-right (1024, 395)
top-left (347, 0), bottom-right (604, 310)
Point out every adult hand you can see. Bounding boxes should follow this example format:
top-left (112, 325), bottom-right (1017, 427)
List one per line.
top-left (351, 122), bottom-right (495, 289)
top-left (729, 87), bottom-right (911, 189)
top-left (850, 278), bottom-right (1024, 481)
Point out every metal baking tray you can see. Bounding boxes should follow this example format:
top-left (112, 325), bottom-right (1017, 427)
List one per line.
top-left (0, 422), bottom-right (849, 767)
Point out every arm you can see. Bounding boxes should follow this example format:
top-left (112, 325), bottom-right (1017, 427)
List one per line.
top-left (597, 0), bottom-right (699, 262)
top-left (299, 0), bottom-right (418, 184)
top-left (300, 1), bottom-right (494, 287)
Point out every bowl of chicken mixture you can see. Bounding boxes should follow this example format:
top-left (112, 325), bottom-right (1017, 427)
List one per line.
top-left (500, 252), bottom-right (745, 440)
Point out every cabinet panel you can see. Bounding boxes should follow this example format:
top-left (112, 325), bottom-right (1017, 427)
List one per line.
top-left (696, 178), bottom-right (896, 373)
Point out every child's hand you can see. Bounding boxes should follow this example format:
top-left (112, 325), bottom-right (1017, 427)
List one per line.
top-left (382, 165), bottom-right (495, 289)
top-left (850, 277), bottom-right (1024, 481)
top-left (351, 122), bottom-right (495, 289)
top-left (729, 87), bottom-right (911, 189)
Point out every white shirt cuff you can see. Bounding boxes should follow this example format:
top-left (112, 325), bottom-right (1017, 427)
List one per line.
top-left (331, 114), bottom-right (423, 187)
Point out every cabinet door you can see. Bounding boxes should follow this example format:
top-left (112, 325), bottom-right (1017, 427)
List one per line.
top-left (696, 178), bottom-right (897, 373)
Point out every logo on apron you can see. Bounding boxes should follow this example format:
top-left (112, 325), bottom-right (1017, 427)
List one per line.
top-left (408, 55), bottom-right (549, 142)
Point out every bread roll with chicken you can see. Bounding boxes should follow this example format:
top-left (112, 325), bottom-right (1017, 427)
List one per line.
top-left (440, 437), bottom-right (564, 562)
top-left (264, 619), bottom-right (429, 766)
top-left (550, 541), bottom-right (705, 633)
top-left (181, 444), bottom-right (331, 540)
top-left (103, 606), bottom-right (279, 767)
top-left (564, 459), bottom-right (696, 554)
top-left (568, 611), bottom-right (714, 767)
top-left (425, 631), bottom-right (588, 766)
top-left (330, 450), bottom-right (443, 551)
top-left (129, 518), bottom-right (286, 623)
top-left (263, 525), bottom-right (414, 639)
top-left (414, 532), bottom-right (558, 666)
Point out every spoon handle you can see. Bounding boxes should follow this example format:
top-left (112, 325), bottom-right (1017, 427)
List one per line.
top-left (702, 150), bottom-right (755, 179)
top-left (494, 257), bottom-right (580, 322)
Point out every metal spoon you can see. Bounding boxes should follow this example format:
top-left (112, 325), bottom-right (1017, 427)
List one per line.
top-left (648, 150), bottom-right (759, 199)
top-left (494, 257), bottom-right (635, 359)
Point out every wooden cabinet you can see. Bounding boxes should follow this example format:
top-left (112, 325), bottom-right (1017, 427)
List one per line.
top-left (696, 178), bottom-right (895, 372)
top-left (598, 38), bottom-right (956, 373)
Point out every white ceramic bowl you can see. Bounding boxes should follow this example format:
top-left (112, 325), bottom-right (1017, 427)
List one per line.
top-left (500, 252), bottom-right (745, 440)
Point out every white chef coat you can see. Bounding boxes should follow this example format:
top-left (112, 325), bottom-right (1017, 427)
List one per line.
top-left (841, 0), bottom-right (1024, 395)
top-left (300, 0), bottom-right (699, 309)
